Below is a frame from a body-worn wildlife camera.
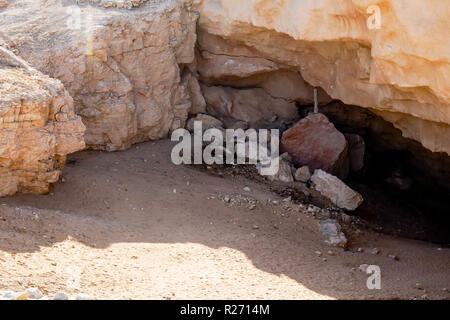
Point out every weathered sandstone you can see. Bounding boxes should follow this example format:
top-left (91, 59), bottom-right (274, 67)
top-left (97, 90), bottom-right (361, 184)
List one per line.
top-left (195, 0), bottom-right (450, 155)
top-left (201, 84), bottom-right (298, 129)
top-left (1, 0), bottom-right (449, 198)
top-left (0, 63), bottom-right (85, 196)
top-left (0, 0), bottom-right (198, 151)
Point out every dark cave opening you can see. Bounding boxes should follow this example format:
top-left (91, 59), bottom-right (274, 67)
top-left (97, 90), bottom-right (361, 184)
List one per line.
top-left (297, 101), bottom-right (450, 245)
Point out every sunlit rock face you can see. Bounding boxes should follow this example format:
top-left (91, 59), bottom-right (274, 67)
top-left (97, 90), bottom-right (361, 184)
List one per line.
top-left (0, 65), bottom-right (85, 196)
top-left (0, 0), bottom-right (199, 151)
top-left (195, 0), bottom-right (450, 155)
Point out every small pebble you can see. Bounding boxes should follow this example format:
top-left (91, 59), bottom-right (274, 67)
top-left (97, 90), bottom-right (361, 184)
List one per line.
top-left (243, 186), bottom-right (251, 192)
top-left (359, 264), bottom-right (369, 272)
top-left (388, 254), bottom-right (399, 261)
top-left (415, 283), bottom-right (423, 290)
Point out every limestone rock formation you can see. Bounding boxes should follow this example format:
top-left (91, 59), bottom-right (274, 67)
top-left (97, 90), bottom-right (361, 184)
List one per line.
top-left (194, 29), bottom-right (332, 106)
top-left (1, 0), bottom-right (449, 188)
top-left (281, 114), bottom-right (349, 179)
top-left (195, 0), bottom-right (450, 155)
top-left (0, 0), bottom-right (198, 151)
top-left (0, 63), bottom-right (85, 196)
top-left (201, 84), bottom-right (298, 129)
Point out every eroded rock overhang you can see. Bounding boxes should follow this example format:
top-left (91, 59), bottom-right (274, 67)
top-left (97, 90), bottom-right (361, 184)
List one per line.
top-left (194, 0), bottom-right (450, 155)
top-left (0, 0), bottom-right (448, 155)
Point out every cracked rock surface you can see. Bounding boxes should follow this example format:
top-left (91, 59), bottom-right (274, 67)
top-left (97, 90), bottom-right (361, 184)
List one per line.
top-left (0, 63), bottom-right (85, 196)
top-left (0, 0), bottom-right (198, 151)
top-left (195, 0), bottom-right (450, 155)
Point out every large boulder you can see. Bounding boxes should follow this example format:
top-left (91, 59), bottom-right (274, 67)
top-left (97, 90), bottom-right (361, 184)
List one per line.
top-left (310, 170), bottom-right (363, 211)
top-left (280, 113), bottom-right (349, 179)
top-left (0, 63), bottom-right (85, 196)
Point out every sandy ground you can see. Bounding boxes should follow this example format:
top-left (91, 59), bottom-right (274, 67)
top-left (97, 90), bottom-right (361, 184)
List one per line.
top-left (0, 139), bottom-right (449, 300)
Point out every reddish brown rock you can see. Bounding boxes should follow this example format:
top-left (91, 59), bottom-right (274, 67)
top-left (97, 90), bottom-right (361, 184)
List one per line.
top-left (0, 1), bottom-right (7, 9)
top-left (280, 113), bottom-right (348, 179)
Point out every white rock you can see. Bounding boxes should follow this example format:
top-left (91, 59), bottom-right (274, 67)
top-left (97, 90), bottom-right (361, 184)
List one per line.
top-left (311, 169), bottom-right (363, 210)
top-left (26, 288), bottom-right (43, 299)
top-left (359, 264), bottom-right (370, 272)
top-left (53, 292), bottom-right (69, 300)
top-left (2, 292), bottom-right (18, 300)
top-left (319, 219), bottom-right (347, 248)
top-left (371, 248), bottom-right (380, 255)
top-left (75, 293), bottom-right (95, 300)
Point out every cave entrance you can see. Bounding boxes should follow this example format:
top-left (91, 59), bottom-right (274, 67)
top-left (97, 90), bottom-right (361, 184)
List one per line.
top-left (296, 101), bottom-right (450, 244)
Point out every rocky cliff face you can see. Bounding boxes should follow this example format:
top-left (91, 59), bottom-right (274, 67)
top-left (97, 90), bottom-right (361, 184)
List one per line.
top-left (1, 0), bottom-right (449, 196)
top-left (194, 0), bottom-right (450, 155)
top-left (1, 0), bottom-right (198, 151)
top-left (0, 63), bottom-right (85, 196)
top-left (2, 0), bottom-right (448, 154)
